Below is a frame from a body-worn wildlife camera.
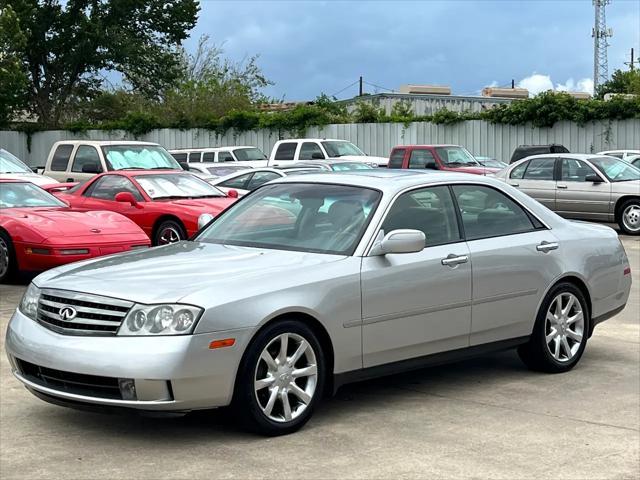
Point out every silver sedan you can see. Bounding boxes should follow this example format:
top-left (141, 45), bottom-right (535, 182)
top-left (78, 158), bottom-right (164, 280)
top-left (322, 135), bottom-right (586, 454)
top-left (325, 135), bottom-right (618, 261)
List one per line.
top-left (5, 171), bottom-right (632, 435)
top-left (493, 154), bottom-right (640, 235)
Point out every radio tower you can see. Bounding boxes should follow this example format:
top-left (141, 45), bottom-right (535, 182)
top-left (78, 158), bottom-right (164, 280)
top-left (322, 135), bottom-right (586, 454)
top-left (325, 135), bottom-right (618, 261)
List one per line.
top-left (593, 0), bottom-right (613, 90)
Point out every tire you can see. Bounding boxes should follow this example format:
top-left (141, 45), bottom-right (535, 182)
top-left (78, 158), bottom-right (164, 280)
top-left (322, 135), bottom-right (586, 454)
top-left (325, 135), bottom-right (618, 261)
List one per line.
top-left (153, 220), bottom-right (186, 246)
top-left (0, 231), bottom-right (17, 284)
top-left (518, 282), bottom-right (590, 373)
top-left (617, 198), bottom-right (640, 235)
top-left (233, 320), bottom-right (325, 436)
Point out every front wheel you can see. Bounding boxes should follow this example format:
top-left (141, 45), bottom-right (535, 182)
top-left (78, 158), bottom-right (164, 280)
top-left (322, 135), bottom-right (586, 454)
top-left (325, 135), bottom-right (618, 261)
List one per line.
top-left (234, 320), bottom-right (325, 436)
top-left (153, 220), bottom-right (186, 246)
top-left (518, 282), bottom-right (589, 373)
top-left (0, 232), bottom-right (17, 283)
top-left (618, 199), bottom-right (640, 235)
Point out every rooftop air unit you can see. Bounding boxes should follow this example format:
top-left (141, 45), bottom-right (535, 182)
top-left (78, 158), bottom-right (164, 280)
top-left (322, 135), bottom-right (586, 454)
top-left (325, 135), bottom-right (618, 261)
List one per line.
top-left (399, 85), bottom-right (452, 95)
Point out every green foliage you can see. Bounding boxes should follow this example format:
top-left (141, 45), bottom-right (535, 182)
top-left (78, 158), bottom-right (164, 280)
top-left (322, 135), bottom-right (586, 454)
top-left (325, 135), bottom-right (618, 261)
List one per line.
top-left (596, 69), bottom-right (640, 99)
top-left (0, 5), bottom-right (28, 126)
top-left (351, 100), bottom-right (385, 123)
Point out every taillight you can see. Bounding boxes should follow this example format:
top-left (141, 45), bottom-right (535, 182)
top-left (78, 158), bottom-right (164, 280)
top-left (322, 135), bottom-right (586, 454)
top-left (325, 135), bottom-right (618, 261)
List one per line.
top-left (624, 267), bottom-right (631, 276)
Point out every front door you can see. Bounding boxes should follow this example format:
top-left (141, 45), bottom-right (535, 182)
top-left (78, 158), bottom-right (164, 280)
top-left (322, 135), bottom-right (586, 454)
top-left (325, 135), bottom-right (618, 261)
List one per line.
top-left (361, 185), bottom-right (472, 367)
top-left (556, 158), bottom-right (612, 221)
top-left (78, 175), bottom-right (147, 226)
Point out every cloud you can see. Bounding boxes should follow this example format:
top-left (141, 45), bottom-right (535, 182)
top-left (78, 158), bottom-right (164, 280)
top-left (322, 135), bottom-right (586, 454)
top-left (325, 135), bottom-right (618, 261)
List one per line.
top-left (518, 74), bottom-right (594, 96)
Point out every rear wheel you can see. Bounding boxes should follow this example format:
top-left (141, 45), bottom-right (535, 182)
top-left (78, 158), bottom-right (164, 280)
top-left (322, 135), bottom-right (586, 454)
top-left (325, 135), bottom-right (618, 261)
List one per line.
top-left (618, 199), bottom-right (640, 235)
top-left (518, 282), bottom-right (589, 373)
top-left (234, 320), bottom-right (325, 436)
top-left (0, 231), bottom-right (17, 283)
top-left (153, 220), bottom-right (186, 246)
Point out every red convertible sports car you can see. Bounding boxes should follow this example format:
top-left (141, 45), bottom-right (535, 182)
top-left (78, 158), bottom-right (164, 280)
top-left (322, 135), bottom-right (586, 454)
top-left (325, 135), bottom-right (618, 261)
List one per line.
top-left (53, 170), bottom-right (238, 245)
top-left (0, 180), bottom-right (150, 282)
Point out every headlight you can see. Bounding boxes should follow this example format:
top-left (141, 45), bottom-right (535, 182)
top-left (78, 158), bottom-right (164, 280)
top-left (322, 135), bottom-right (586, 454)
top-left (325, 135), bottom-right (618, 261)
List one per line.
top-left (118, 304), bottom-right (203, 336)
top-left (198, 213), bottom-right (215, 230)
top-left (19, 283), bottom-right (41, 321)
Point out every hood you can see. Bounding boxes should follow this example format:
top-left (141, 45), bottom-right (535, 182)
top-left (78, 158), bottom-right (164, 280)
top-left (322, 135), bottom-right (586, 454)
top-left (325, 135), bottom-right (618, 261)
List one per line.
top-left (162, 197), bottom-right (236, 212)
top-left (34, 241), bottom-right (347, 304)
top-left (4, 208), bottom-right (143, 240)
top-left (447, 166), bottom-right (501, 176)
top-left (0, 173), bottom-right (58, 186)
top-left (336, 155), bottom-right (388, 166)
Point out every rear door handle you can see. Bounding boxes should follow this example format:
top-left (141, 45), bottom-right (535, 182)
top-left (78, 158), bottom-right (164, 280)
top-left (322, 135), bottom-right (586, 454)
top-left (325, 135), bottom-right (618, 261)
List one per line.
top-left (441, 254), bottom-right (469, 266)
top-left (557, 184), bottom-right (568, 189)
top-left (536, 241), bottom-right (559, 253)
top-left (509, 183), bottom-right (519, 187)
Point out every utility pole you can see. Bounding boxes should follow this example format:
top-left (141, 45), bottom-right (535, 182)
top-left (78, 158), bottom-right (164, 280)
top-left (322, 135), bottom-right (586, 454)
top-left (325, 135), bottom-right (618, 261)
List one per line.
top-left (359, 76), bottom-right (363, 96)
top-left (623, 47), bottom-right (637, 71)
top-left (592, 0), bottom-right (613, 90)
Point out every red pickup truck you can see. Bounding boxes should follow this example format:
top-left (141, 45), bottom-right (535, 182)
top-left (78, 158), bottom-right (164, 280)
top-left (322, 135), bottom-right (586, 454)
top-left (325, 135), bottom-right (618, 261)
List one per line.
top-left (387, 144), bottom-right (501, 175)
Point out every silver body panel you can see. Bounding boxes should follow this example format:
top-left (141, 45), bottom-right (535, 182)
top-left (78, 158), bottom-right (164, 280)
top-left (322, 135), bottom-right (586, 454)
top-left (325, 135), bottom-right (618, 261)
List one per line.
top-left (6, 170), bottom-right (632, 411)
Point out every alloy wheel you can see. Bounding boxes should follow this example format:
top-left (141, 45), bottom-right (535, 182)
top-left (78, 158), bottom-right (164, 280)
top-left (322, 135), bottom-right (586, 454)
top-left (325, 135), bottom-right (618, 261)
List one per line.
top-left (157, 226), bottom-right (182, 245)
top-left (254, 332), bottom-right (318, 423)
top-left (0, 237), bottom-right (9, 279)
top-left (545, 292), bottom-right (584, 362)
top-left (622, 204), bottom-right (640, 233)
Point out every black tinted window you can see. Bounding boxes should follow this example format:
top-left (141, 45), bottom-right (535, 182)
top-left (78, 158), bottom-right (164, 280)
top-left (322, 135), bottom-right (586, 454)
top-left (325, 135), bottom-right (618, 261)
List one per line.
top-left (219, 151), bottom-right (234, 162)
top-left (203, 152), bottom-right (215, 162)
top-left (408, 149), bottom-right (437, 169)
top-left (299, 142), bottom-right (324, 160)
top-left (71, 146), bottom-right (102, 173)
top-left (274, 143), bottom-right (297, 161)
top-left (171, 153), bottom-right (187, 162)
top-left (388, 149), bottom-right (405, 168)
top-left (86, 175), bottom-right (143, 201)
top-left (188, 152), bottom-right (201, 162)
top-left (382, 186), bottom-right (461, 246)
top-left (523, 158), bottom-right (555, 180)
top-left (453, 185), bottom-right (535, 240)
top-left (51, 144), bottom-right (74, 171)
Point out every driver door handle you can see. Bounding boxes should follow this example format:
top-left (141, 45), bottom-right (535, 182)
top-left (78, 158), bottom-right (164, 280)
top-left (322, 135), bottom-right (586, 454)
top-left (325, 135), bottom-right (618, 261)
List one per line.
top-left (509, 183), bottom-right (519, 187)
top-left (441, 254), bottom-right (469, 266)
top-left (557, 184), bottom-right (568, 189)
top-left (536, 241), bottom-right (559, 253)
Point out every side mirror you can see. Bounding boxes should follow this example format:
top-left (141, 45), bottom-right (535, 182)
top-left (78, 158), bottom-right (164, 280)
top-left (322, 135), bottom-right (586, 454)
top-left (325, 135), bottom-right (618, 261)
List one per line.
top-left (114, 191), bottom-right (138, 206)
top-left (227, 189), bottom-right (239, 199)
top-left (81, 162), bottom-right (102, 174)
top-left (311, 152), bottom-right (324, 160)
top-left (179, 161), bottom-right (190, 171)
top-left (585, 174), bottom-right (603, 183)
top-left (370, 229), bottom-right (425, 256)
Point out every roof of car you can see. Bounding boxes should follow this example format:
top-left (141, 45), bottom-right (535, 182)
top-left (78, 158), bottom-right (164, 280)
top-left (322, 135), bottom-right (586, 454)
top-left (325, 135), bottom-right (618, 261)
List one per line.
top-left (272, 169), bottom-right (499, 193)
top-left (97, 169), bottom-right (186, 177)
top-left (516, 153), bottom-right (611, 162)
top-left (169, 146), bottom-right (257, 152)
top-left (53, 140), bottom-right (159, 146)
top-left (391, 144), bottom-right (460, 149)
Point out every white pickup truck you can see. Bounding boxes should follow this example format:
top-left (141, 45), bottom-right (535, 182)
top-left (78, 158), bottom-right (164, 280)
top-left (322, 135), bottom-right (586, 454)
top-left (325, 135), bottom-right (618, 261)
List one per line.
top-left (268, 138), bottom-right (388, 167)
top-left (43, 140), bottom-right (183, 182)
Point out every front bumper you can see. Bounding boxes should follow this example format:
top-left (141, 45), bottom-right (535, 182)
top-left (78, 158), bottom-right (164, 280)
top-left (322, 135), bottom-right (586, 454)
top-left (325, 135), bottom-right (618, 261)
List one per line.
top-left (6, 309), bottom-right (254, 411)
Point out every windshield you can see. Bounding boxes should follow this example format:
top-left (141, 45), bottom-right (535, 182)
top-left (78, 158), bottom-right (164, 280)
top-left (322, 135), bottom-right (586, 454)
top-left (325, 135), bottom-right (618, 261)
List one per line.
top-left (330, 162), bottom-right (373, 171)
top-left (589, 156), bottom-right (640, 182)
top-left (234, 147), bottom-right (267, 161)
top-left (0, 182), bottom-right (66, 209)
top-left (435, 147), bottom-right (480, 167)
top-left (135, 173), bottom-right (226, 199)
top-left (196, 183), bottom-right (381, 255)
top-left (0, 149), bottom-right (31, 174)
top-left (102, 145), bottom-right (181, 171)
top-left (322, 141), bottom-right (366, 157)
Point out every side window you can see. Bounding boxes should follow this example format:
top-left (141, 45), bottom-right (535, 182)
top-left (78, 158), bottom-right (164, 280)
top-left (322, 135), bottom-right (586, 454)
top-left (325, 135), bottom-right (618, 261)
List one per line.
top-left (299, 142), bottom-right (325, 160)
top-left (50, 144), bottom-right (74, 171)
top-left (560, 158), bottom-right (598, 182)
top-left (220, 172), bottom-right (252, 189)
top-left (219, 151), bottom-right (234, 162)
top-left (202, 152), bottom-right (215, 162)
top-left (452, 185), bottom-right (535, 240)
top-left (274, 142), bottom-right (297, 161)
top-left (188, 152), bottom-right (201, 163)
top-left (71, 146), bottom-right (102, 173)
top-left (523, 158), bottom-right (556, 180)
top-left (86, 175), bottom-right (143, 201)
top-left (381, 186), bottom-right (461, 246)
top-left (171, 153), bottom-right (187, 162)
top-left (247, 171), bottom-right (281, 190)
top-left (509, 161), bottom-right (529, 179)
top-left (388, 149), bottom-right (405, 168)
top-left (408, 149), bottom-right (437, 169)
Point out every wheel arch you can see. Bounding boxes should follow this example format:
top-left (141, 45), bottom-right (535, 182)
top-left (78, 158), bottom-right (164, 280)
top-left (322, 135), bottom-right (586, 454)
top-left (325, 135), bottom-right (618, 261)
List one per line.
top-left (541, 274), bottom-right (593, 335)
top-left (151, 215), bottom-right (186, 243)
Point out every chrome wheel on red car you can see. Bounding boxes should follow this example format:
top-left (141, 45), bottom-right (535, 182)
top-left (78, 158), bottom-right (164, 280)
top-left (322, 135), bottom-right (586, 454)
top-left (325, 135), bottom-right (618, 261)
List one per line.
top-left (154, 220), bottom-right (186, 246)
top-left (0, 233), bottom-right (16, 283)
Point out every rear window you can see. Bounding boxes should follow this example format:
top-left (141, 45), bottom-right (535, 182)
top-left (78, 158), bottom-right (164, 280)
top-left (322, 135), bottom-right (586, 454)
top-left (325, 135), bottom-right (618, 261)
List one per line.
top-left (388, 149), bottom-right (405, 168)
top-left (274, 143), bottom-right (297, 161)
top-left (188, 152), bottom-right (201, 163)
top-left (171, 153), bottom-right (187, 162)
top-left (50, 144), bottom-right (74, 171)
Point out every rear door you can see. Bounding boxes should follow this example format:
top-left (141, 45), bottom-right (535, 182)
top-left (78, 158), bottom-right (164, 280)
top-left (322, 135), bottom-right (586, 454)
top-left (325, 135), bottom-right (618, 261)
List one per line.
top-left (270, 142), bottom-right (298, 166)
top-left (46, 144), bottom-right (75, 181)
top-left (556, 158), bottom-right (612, 221)
top-left (387, 148), bottom-right (405, 169)
top-left (509, 157), bottom-right (557, 210)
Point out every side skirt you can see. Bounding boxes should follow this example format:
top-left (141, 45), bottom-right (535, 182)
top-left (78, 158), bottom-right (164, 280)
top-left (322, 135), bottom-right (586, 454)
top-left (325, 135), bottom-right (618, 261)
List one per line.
top-left (333, 336), bottom-right (530, 393)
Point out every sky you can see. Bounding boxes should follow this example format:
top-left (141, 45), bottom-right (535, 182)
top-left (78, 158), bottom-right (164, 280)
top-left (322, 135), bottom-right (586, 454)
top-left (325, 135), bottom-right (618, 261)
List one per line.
top-left (188, 0), bottom-right (640, 100)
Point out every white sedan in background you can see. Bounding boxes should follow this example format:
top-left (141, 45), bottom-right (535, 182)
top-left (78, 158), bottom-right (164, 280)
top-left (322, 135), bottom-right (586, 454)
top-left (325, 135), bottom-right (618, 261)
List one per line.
top-left (210, 167), bottom-right (323, 196)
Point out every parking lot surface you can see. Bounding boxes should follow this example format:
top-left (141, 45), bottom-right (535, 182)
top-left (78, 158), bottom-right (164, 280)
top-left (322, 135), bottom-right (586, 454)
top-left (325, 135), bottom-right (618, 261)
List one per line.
top-left (0, 235), bottom-right (638, 480)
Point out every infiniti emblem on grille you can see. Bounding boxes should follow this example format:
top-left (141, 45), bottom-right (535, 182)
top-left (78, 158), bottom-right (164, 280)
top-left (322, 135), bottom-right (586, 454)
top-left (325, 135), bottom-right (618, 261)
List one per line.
top-left (59, 306), bottom-right (77, 321)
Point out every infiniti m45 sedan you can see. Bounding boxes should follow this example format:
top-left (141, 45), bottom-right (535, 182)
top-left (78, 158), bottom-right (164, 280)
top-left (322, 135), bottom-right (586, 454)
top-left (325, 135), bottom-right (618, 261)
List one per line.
top-left (6, 171), bottom-right (632, 435)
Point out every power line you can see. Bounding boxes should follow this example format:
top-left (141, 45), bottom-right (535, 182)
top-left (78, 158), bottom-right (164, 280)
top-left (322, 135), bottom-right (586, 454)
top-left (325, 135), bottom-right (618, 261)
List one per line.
top-left (362, 80), bottom-right (396, 93)
top-left (330, 80), bottom-right (360, 98)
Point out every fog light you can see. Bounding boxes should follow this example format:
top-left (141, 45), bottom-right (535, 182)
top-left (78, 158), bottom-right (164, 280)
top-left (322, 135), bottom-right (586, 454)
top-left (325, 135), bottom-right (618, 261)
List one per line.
top-left (118, 378), bottom-right (137, 400)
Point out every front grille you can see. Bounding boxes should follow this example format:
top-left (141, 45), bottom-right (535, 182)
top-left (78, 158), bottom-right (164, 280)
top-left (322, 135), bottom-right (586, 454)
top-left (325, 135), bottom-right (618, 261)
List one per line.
top-left (16, 359), bottom-right (122, 399)
top-left (37, 289), bottom-right (133, 336)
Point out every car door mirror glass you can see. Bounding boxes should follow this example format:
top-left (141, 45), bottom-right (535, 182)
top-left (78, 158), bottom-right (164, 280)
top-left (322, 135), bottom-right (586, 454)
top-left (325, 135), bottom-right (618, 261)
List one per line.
top-left (371, 229), bottom-right (425, 256)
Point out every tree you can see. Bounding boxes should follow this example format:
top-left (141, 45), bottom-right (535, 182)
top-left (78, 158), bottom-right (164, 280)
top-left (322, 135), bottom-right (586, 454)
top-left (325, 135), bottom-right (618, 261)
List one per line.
top-left (596, 69), bottom-right (640, 99)
top-left (2, 0), bottom-right (200, 126)
top-left (0, 6), bottom-right (28, 126)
